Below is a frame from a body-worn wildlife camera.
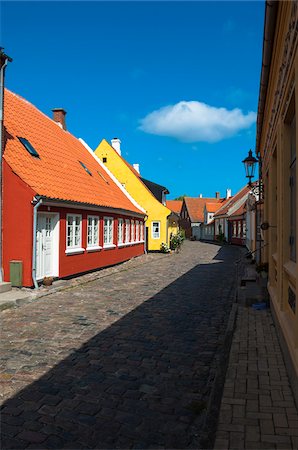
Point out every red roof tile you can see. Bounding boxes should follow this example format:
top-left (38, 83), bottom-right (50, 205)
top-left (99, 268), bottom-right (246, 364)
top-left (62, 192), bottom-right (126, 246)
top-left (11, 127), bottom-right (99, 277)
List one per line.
top-left (214, 185), bottom-right (251, 218)
top-left (4, 90), bottom-right (143, 215)
top-left (184, 197), bottom-right (222, 222)
top-left (205, 202), bottom-right (222, 213)
top-left (166, 200), bottom-right (182, 214)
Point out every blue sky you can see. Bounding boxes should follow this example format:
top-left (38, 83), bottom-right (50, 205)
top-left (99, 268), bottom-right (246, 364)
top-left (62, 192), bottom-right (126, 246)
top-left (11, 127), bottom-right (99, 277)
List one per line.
top-left (2, 1), bottom-right (264, 199)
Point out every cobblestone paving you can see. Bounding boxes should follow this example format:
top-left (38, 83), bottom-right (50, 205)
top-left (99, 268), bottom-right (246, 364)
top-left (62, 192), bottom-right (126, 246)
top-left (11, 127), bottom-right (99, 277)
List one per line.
top-left (1, 241), bottom-right (242, 449)
top-left (214, 306), bottom-right (298, 450)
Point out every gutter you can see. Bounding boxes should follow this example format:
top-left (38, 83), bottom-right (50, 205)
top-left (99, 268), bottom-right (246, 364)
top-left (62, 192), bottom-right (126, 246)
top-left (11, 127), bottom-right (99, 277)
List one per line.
top-left (256, 1), bottom-right (279, 155)
top-left (32, 197), bottom-right (43, 289)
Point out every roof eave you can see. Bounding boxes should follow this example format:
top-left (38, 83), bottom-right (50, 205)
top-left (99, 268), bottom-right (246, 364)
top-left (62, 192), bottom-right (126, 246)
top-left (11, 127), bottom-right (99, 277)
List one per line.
top-left (37, 196), bottom-right (146, 218)
top-left (256, 0), bottom-right (279, 155)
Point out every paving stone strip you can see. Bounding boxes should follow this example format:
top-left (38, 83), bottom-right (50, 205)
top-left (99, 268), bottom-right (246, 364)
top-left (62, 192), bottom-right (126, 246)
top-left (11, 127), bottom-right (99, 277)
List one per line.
top-left (214, 306), bottom-right (298, 450)
top-left (1, 241), bottom-right (242, 449)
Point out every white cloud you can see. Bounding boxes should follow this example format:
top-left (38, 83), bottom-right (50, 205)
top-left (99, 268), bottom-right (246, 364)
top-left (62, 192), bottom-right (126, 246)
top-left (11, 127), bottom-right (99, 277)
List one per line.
top-left (139, 101), bottom-right (256, 143)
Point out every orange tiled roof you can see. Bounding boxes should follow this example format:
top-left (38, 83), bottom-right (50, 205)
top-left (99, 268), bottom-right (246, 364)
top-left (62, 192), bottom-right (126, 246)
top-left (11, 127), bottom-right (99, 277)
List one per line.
top-left (184, 197), bottom-right (222, 222)
top-left (214, 185), bottom-right (251, 218)
top-left (205, 202), bottom-right (222, 213)
top-left (229, 203), bottom-right (246, 219)
top-left (4, 90), bottom-right (144, 215)
top-left (166, 200), bottom-right (182, 214)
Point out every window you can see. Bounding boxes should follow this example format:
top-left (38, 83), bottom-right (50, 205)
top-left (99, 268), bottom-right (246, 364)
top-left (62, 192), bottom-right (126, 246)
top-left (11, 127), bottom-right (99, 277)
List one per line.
top-left (152, 221), bottom-right (160, 239)
top-left (136, 220), bottom-right (139, 241)
top-left (18, 137), bottom-right (40, 158)
top-left (104, 217), bottom-right (113, 246)
top-left (233, 222), bottom-right (236, 237)
top-left (125, 219), bottom-right (130, 243)
top-left (103, 157), bottom-right (107, 163)
top-left (238, 221), bottom-right (241, 237)
top-left (289, 115), bottom-right (296, 262)
top-left (67, 214), bottom-right (82, 249)
top-left (131, 220), bottom-right (135, 242)
top-left (79, 161), bottom-right (92, 176)
top-left (243, 221), bottom-right (246, 238)
top-left (118, 218), bottom-right (124, 244)
top-left (97, 171), bottom-right (109, 184)
top-left (87, 216), bottom-right (99, 248)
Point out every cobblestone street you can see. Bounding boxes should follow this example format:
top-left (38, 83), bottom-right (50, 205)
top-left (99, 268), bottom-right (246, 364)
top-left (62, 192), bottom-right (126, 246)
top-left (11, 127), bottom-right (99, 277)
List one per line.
top-left (1, 241), bottom-right (242, 449)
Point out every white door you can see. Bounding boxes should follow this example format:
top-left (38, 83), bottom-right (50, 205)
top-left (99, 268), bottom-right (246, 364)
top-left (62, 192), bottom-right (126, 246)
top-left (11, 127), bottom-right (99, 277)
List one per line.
top-left (36, 213), bottom-right (58, 279)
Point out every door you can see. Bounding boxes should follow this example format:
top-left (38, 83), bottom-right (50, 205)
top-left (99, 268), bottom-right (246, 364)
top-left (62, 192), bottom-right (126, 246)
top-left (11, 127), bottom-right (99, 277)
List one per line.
top-left (36, 213), bottom-right (58, 279)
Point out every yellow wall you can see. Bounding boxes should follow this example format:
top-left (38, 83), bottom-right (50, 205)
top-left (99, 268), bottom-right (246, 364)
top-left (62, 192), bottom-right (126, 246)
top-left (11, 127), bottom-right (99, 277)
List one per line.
top-left (258, 2), bottom-right (298, 402)
top-left (94, 139), bottom-right (173, 251)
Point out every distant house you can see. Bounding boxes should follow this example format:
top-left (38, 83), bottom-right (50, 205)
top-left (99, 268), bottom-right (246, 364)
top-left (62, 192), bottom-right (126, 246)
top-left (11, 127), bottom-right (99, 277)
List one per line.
top-left (200, 202), bottom-right (223, 241)
top-left (228, 203), bottom-right (247, 246)
top-left (94, 139), bottom-right (177, 251)
top-left (3, 90), bottom-right (145, 287)
top-left (166, 200), bottom-right (182, 216)
top-left (180, 195), bottom-right (223, 239)
top-left (214, 186), bottom-right (251, 244)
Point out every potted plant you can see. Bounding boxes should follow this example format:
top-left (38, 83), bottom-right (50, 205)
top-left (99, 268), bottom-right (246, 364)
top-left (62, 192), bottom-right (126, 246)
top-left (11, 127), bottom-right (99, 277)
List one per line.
top-left (43, 276), bottom-right (53, 286)
top-left (256, 262), bottom-right (268, 278)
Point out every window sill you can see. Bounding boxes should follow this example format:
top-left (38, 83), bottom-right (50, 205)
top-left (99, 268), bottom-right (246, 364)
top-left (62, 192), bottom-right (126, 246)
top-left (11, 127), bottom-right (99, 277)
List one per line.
top-left (65, 247), bottom-right (85, 255)
top-left (86, 246), bottom-right (102, 252)
top-left (103, 244), bottom-right (116, 250)
top-left (118, 241), bottom-right (144, 247)
top-left (283, 260), bottom-right (296, 283)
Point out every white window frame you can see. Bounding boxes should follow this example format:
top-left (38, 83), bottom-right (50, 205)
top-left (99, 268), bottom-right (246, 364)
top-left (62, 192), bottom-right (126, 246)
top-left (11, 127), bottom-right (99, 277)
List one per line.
top-left (125, 219), bottom-right (130, 243)
top-left (87, 215), bottom-right (101, 252)
top-left (152, 221), bottom-right (160, 239)
top-left (66, 214), bottom-right (84, 254)
top-left (135, 220), bottom-right (139, 242)
top-left (103, 217), bottom-right (115, 248)
top-left (131, 220), bottom-right (135, 242)
top-left (118, 218), bottom-right (124, 244)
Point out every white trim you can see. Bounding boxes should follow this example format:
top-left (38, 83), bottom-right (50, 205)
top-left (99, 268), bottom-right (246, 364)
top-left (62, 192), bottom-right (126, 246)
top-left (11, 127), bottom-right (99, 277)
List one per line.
top-left (65, 247), bottom-right (85, 255)
top-left (103, 244), bottom-right (116, 249)
top-left (103, 216), bottom-right (114, 246)
top-left (36, 212), bottom-right (60, 278)
top-left (78, 138), bottom-right (146, 214)
top-left (86, 245), bottom-right (102, 252)
top-left (118, 240), bottom-right (144, 248)
top-left (87, 214), bottom-right (100, 248)
top-left (66, 213), bottom-right (82, 250)
top-left (152, 221), bottom-right (161, 239)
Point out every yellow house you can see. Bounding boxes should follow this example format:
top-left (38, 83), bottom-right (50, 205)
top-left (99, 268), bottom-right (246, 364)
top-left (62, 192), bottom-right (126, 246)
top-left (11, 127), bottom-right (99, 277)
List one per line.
top-left (94, 138), bottom-right (176, 251)
top-left (256, 1), bottom-right (298, 404)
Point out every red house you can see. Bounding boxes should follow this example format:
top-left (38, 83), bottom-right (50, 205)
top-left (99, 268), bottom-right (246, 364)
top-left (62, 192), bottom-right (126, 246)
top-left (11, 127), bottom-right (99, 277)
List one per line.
top-left (3, 89), bottom-right (146, 287)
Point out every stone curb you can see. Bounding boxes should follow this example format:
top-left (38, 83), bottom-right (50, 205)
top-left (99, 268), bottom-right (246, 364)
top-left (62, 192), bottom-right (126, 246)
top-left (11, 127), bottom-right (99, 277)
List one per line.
top-left (198, 254), bottom-right (243, 449)
top-left (0, 252), bottom-right (167, 313)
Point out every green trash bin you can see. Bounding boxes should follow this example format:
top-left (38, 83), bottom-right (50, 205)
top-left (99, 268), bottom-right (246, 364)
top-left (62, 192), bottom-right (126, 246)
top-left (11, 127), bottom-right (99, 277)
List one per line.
top-left (10, 260), bottom-right (23, 287)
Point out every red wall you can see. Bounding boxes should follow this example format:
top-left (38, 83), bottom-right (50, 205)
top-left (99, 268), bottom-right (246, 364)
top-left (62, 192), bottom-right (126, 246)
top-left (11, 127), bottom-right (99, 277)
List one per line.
top-left (2, 161), bottom-right (144, 287)
top-left (3, 161), bottom-right (36, 286)
top-left (41, 206), bottom-right (144, 280)
top-left (229, 218), bottom-right (246, 246)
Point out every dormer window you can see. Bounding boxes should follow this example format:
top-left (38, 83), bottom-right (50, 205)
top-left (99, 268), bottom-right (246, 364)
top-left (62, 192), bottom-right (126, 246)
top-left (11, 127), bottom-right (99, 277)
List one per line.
top-left (17, 137), bottom-right (40, 158)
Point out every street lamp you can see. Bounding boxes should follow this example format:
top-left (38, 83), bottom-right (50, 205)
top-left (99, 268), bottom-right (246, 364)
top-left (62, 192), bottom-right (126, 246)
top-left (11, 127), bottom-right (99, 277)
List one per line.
top-left (242, 149), bottom-right (258, 186)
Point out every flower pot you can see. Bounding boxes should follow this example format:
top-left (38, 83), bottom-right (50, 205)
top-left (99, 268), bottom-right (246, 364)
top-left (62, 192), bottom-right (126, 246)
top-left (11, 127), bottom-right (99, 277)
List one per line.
top-left (43, 277), bottom-right (53, 286)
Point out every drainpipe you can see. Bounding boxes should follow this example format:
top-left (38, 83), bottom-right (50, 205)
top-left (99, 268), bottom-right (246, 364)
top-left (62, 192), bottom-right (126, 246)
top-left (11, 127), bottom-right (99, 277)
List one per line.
top-left (0, 49), bottom-right (12, 283)
top-left (32, 197), bottom-right (43, 289)
top-left (143, 215), bottom-right (148, 254)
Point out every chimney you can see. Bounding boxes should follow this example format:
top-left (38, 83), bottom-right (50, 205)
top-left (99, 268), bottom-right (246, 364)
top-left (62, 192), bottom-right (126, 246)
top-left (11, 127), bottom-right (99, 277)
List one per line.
top-left (111, 137), bottom-right (121, 155)
top-left (199, 193), bottom-right (203, 198)
top-left (133, 163), bottom-right (140, 174)
top-left (226, 188), bottom-right (232, 199)
top-left (215, 191), bottom-right (220, 199)
top-left (52, 108), bottom-right (67, 130)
